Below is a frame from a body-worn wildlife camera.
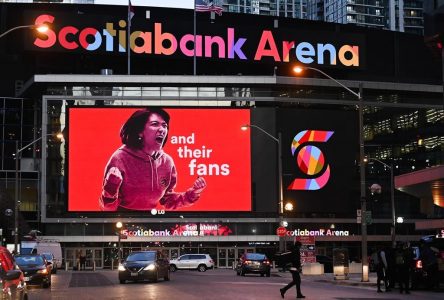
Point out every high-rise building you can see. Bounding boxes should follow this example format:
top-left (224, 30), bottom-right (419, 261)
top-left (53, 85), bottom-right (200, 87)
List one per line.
top-left (222, 0), bottom-right (307, 18)
top-left (307, 0), bottom-right (424, 35)
top-left (1, 1), bottom-right (425, 34)
top-left (220, 1), bottom-right (425, 35)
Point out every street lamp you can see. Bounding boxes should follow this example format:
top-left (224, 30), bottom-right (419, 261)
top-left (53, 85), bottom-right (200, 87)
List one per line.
top-left (4, 22), bottom-right (52, 253)
top-left (0, 24), bottom-right (49, 39)
top-left (293, 65), bottom-right (369, 282)
top-left (284, 201), bottom-right (294, 212)
top-left (365, 157), bottom-right (396, 249)
top-left (241, 124), bottom-right (285, 252)
top-left (116, 222), bottom-right (123, 261)
top-left (14, 133), bottom-right (62, 253)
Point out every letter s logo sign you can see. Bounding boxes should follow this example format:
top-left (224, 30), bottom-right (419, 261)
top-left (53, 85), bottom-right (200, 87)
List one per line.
top-left (287, 130), bottom-right (334, 191)
top-left (34, 14), bottom-right (56, 48)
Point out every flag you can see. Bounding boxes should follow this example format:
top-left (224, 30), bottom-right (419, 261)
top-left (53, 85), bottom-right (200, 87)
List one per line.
top-left (195, 0), bottom-right (223, 16)
top-left (128, 0), bottom-right (135, 26)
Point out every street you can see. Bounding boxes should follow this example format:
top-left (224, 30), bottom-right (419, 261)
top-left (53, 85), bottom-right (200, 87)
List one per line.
top-left (28, 269), bottom-right (443, 300)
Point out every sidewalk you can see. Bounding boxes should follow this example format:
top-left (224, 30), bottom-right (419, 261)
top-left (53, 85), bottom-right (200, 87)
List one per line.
top-left (272, 269), bottom-right (377, 287)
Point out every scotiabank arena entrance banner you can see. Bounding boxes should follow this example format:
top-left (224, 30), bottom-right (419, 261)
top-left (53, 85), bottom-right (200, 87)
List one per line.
top-left (67, 107), bottom-right (251, 212)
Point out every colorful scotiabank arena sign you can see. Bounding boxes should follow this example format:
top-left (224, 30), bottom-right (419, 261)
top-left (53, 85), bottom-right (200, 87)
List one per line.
top-left (21, 4), bottom-right (365, 71)
top-left (31, 14), bottom-right (361, 67)
top-left (67, 107), bottom-right (251, 212)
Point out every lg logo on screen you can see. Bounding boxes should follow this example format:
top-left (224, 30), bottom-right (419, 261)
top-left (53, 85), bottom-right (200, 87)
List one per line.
top-left (287, 130), bottom-right (334, 190)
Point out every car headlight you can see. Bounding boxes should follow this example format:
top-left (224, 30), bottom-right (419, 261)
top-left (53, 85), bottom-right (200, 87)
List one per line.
top-left (143, 264), bottom-right (156, 271)
top-left (118, 264), bottom-right (126, 271)
top-left (37, 268), bottom-right (48, 274)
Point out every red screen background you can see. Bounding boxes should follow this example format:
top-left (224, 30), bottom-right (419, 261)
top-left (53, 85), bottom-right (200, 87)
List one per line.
top-left (67, 108), bottom-right (251, 212)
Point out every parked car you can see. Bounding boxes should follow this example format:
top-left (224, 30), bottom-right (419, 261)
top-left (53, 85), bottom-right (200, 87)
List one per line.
top-left (411, 235), bottom-right (444, 290)
top-left (41, 253), bottom-right (57, 274)
top-left (0, 246), bottom-right (28, 300)
top-left (169, 254), bottom-right (214, 272)
top-left (14, 254), bottom-right (51, 288)
top-left (118, 251), bottom-right (170, 284)
top-left (316, 255), bottom-right (333, 273)
top-left (235, 253), bottom-right (271, 277)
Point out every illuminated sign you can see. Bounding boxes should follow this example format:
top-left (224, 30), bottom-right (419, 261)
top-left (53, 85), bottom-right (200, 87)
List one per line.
top-left (280, 109), bottom-right (358, 215)
top-left (67, 107), bottom-right (251, 212)
top-left (277, 228), bottom-right (350, 237)
top-left (288, 130), bottom-right (334, 190)
top-left (33, 14), bottom-right (360, 68)
top-left (121, 223), bottom-right (232, 237)
top-left (295, 236), bottom-right (316, 245)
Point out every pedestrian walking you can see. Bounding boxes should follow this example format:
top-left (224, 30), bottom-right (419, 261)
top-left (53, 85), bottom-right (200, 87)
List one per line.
top-left (395, 242), bottom-right (412, 294)
top-left (280, 241), bottom-right (305, 299)
top-left (385, 246), bottom-right (396, 289)
top-left (371, 246), bottom-right (390, 292)
top-left (80, 254), bottom-right (86, 270)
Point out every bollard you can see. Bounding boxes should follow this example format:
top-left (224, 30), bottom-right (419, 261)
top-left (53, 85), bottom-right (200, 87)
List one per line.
top-left (93, 261), bottom-right (96, 271)
top-left (65, 261), bottom-right (69, 271)
top-left (111, 260), bottom-right (114, 270)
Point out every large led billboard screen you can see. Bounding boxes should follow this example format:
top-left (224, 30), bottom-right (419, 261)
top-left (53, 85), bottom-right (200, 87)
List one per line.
top-left (67, 107), bottom-right (251, 212)
top-left (279, 108), bottom-right (359, 214)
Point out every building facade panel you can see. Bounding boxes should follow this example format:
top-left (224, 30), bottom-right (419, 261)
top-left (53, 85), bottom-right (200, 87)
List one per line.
top-left (0, 3), bottom-right (442, 268)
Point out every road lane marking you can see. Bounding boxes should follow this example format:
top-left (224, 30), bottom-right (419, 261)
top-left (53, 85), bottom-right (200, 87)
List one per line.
top-left (215, 281), bottom-right (284, 286)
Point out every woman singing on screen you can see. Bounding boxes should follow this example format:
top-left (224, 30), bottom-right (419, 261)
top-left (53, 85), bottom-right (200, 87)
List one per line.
top-left (99, 108), bottom-right (206, 211)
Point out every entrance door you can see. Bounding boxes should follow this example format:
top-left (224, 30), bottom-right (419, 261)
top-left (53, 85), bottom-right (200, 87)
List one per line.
top-left (217, 248), bottom-right (229, 268)
top-left (217, 247), bottom-right (255, 268)
top-left (65, 248), bottom-right (77, 269)
top-left (141, 247), bottom-right (180, 260)
top-left (169, 248), bottom-right (180, 260)
top-left (85, 248), bottom-right (103, 269)
top-left (65, 248), bottom-right (103, 269)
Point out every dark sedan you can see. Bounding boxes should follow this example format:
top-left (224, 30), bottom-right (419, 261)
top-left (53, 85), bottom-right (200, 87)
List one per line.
top-left (235, 253), bottom-right (271, 277)
top-left (15, 254), bottom-right (51, 288)
top-left (118, 250), bottom-right (170, 284)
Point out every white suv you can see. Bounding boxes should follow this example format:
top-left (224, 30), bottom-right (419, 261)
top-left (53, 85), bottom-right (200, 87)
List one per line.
top-left (169, 254), bottom-right (214, 272)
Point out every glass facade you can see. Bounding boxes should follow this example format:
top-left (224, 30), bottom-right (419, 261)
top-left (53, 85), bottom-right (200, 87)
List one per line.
top-left (222, 0), bottom-right (308, 18)
top-left (1, 83), bottom-right (442, 248)
top-left (310, 0), bottom-right (424, 34)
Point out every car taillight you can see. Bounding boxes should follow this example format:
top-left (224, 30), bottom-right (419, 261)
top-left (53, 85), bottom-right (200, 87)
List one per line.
top-left (209, 260), bottom-right (213, 264)
top-left (244, 260), bottom-right (251, 264)
top-left (416, 260), bottom-right (423, 269)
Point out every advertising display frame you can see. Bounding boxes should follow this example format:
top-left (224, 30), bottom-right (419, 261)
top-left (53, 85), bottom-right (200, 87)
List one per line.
top-left (40, 94), bottom-right (361, 222)
top-left (40, 96), bottom-right (283, 223)
top-left (49, 102), bottom-right (256, 219)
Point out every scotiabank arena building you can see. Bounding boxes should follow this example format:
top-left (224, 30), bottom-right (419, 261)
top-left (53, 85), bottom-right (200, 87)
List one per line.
top-left (0, 3), bottom-right (443, 269)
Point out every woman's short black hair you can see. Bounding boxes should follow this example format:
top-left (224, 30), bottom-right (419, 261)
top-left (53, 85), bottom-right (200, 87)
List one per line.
top-left (120, 108), bottom-right (170, 149)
